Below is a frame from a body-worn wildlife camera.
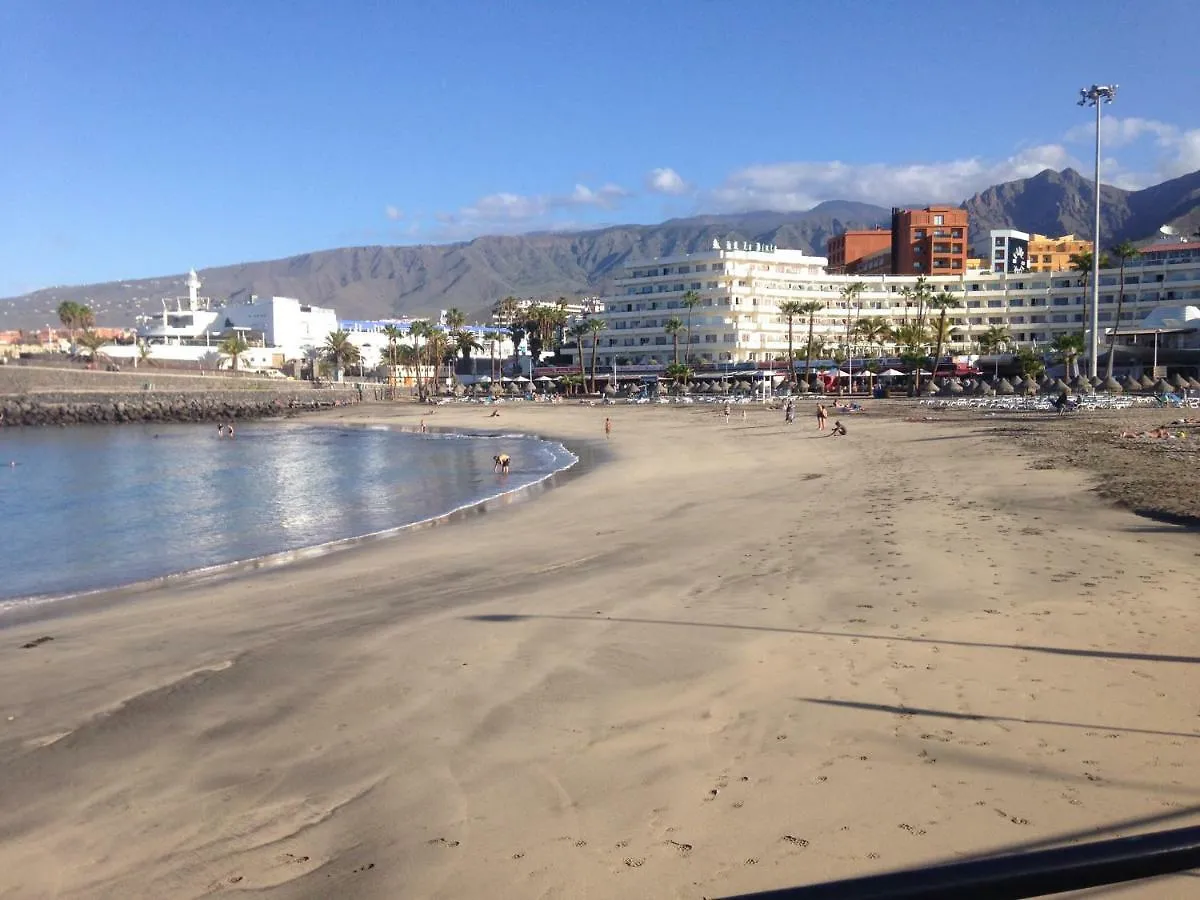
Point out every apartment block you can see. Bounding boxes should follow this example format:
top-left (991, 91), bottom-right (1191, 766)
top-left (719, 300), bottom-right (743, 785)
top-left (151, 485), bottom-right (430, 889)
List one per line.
top-left (826, 228), bottom-right (891, 274)
top-left (890, 206), bottom-right (969, 275)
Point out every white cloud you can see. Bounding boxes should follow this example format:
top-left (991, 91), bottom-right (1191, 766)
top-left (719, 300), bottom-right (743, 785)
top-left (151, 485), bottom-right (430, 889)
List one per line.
top-left (646, 167), bottom-right (689, 195)
top-left (385, 205), bottom-right (404, 221)
top-left (443, 181), bottom-right (630, 228)
top-left (708, 144), bottom-right (1080, 212)
top-left (1063, 115), bottom-right (1200, 186)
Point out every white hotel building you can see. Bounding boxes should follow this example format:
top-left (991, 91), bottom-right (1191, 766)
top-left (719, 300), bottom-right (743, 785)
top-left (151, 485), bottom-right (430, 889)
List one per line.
top-left (579, 238), bottom-right (1200, 370)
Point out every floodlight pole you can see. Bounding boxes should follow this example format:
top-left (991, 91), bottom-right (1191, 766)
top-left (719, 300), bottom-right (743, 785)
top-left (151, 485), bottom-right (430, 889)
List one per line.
top-left (1078, 84), bottom-right (1117, 378)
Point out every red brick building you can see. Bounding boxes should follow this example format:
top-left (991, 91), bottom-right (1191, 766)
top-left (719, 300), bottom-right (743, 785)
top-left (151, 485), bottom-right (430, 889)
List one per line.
top-left (826, 228), bottom-right (892, 274)
top-left (890, 206), bottom-right (968, 275)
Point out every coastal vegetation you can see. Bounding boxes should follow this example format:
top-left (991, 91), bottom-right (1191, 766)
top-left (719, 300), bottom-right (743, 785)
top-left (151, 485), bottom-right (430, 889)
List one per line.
top-left (777, 300), bottom-right (804, 384)
top-left (218, 332), bottom-right (249, 372)
top-left (799, 300), bottom-right (824, 385)
top-left (977, 325), bottom-right (1011, 378)
top-left (322, 329), bottom-right (361, 382)
top-left (681, 290), bottom-right (701, 365)
top-left (1105, 240), bottom-right (1140, 379)
top-left (926, 291), bottom-right (961, 389)
top-left (664, 316), bottom-right (684, 366)
top-left (1051, 331), bottom-right (1085, 379)
top-left (56, 300), bottom-right (95, 347)
top-left (586, 317), bottom-right (607, 392)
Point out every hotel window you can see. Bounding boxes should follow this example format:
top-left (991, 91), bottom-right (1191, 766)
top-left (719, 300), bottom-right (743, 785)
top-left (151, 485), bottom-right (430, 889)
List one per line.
top-left (705, 334), bottom-right (717, 343)
top-left (995, 237), bottom-right (1005, 247)
top-left (951, 229), bottom-right (963, 238)
top-left (933, 214), bottom-right (944, 225)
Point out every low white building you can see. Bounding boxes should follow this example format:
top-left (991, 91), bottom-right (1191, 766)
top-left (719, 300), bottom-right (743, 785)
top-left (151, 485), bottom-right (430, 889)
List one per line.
top-left (223, 295), bottom-right (338, 359)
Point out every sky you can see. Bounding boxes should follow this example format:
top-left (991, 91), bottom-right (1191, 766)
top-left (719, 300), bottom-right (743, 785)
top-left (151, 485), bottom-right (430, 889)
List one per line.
top-left (2, 0), bottom-right (1199, 297)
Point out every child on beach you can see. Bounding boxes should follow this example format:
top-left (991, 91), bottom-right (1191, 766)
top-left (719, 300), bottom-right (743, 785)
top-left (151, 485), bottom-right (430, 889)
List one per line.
top-left (815, 403), bottom-right (828, 431)
top-left (830, 420), bottom-right (847, 437)
top-left (604, 417), bottom-right (612, 438)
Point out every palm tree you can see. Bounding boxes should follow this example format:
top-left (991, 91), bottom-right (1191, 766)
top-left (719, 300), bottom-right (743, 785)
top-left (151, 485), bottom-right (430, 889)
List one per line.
top-left (424, 329), bottom-right (450, 395)
top-left (925, 291), bottom-right (961, 390)
top-left (1069, 249), bottom-right (1111, 288)
top-left (840, 282), bottom-right (866, 383)
top-left (778, 300), bottom-right (805, 384)
top-left (136, 341), bottom-right (154, 369)
top-left (453, 329), bottom-right (479, 360)
top-left (1015, 346), bottom-right (1046, 379)
top-left (76, 305), bottom-right (95, 331)
top-left (854, 316), bottom-right (892, 359)
top-left (977, 325), bottom-right (1011, 379)
top-left (568, 320), bottom-right (589, 387)
top-left (586, 317), bottom-right (607, 393)
top-left (75, 330), bottom-right (108, 365)
top-left (444, 308), bottom-right (466, 331)
top-left (493, 296), bottom-right (521, 326)
top-left (892, 321), bottom-right (931, 393)
top-left (407, 321), bottom-right (432, 399)
top-left (322, 330), bottom-right (360, 382)
top-left (664, 362), bottom-right (692, 394)
top-left (1051, 331), bottom-right (1085, 379)
top-left (663, 316), bottom-right (685, 366)
top-left (219, 332), bottom-right (250, 372)
top-left (1105, 240), bottom-right (1140, 379)
top-left (798, 300), bottom-right (824, 385)
top-left (681, 290), bottom-right (701, 365)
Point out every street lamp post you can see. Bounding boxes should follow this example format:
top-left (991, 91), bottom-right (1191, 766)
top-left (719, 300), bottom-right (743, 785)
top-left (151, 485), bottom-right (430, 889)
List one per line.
top-left (1078, 83), bottom-right (1117, 378)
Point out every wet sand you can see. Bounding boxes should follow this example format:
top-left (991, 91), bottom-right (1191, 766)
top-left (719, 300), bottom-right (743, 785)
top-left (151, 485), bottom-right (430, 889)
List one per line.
top-left (1, 400), bottom-right (1197, 898)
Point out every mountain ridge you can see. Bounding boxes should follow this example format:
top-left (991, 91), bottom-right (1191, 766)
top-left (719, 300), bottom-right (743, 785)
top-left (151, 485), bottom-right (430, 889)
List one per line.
top-left (3, 168), bottom-right (1198, 330)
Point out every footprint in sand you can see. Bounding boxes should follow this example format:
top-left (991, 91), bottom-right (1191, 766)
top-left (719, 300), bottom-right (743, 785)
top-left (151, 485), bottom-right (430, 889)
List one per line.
top-left (624, 857), bottom-right (645, 868)
top-left (427, 838), bottom-right (460, 848)
top-left (667, 840), bottom-right (693, 856)
top-left (351, 863), bottom-right (375, 874)
top-left (19, 636), bottom-right (53, 650)
top-left (782, 835), bottom-right (810, 847)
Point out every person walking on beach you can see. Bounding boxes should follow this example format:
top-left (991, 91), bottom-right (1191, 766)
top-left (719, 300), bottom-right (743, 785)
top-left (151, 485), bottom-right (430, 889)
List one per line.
top-left (419, 418), bottom-right (427, 433)
top-left (815, 402), bottom-right (828, 431)
top-left (723, 402), bottom-right (731, 425)
top-left (785, 399), bottom-right (796, 424)
top-left (493, 453), bottom-right (511, 474)
top-left (604, 417), bottom-right (612, 438)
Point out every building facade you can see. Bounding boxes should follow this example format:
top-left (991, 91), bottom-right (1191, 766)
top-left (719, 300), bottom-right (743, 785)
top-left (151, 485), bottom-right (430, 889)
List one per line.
top-left (989, 229), bottom-right (1032, 273)
top-left (572, 240), bottom-right (1200, 371)
top-left (826, 228), bottom-right (892, 274)
top-left (1027, 233), bottom-right (1091, 273)
top-left (890, 206), bottom-right (969, 275)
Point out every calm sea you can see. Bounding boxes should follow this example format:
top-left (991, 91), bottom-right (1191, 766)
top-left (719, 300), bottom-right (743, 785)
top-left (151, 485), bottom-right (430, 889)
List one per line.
top-left (0, 422), bottom-right (575, 607)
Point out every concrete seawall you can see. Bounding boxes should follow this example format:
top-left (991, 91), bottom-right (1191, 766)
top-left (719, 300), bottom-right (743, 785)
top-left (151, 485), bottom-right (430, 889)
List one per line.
top-left (0, 364), bottom-right (300, 395)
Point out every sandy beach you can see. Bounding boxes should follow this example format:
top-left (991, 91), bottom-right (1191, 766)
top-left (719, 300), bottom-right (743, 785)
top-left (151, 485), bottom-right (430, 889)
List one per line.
top-left (1, 400), bottom-right (1197, 899)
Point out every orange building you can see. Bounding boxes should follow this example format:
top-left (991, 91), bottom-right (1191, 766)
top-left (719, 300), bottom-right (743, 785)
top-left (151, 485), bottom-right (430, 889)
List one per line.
top-left (826, 228), bottom-right (892, 274)
top-left (890, 205), bottom-right (969, 275)
top-left (1026, 233), bottom-right (1091, 273)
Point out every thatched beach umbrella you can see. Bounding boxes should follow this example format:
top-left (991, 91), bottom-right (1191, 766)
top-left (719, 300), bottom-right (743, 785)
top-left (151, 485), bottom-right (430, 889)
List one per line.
top-left (1021, 378), bottom-right (1038, 394)
top-left (1089, 374), bottom-right (1103, 387)
top-left (1140, 373), bottom-right (1156, 389)
top-left (972, 380), bottom-right (990, 396)
top-left (1070, 375), bottom-right (1091, 393)
top-left (1121, 374), bottom-right (1142, 392)
top-left (921, 381), bottom-right (939, 396)
top-left (1153, 378), bottom-right (1173, 394)
top-left (1010, 375), bottom-right (1024, 390)
top-left (944, 379), bottom-right (964, 394)
top-left (1187, 377), bottom-right (1200, 391)
top-left (1101, 376), bottom-right (1123, 393)
top-left (1040, 378), bottom-right (1059, 394)
top-left (996, 378), bottom-right (1015, 395)
top-left (794, 379), bottom-right (809, 393)
top-left (1170, 372), bottom-right (1188, 389)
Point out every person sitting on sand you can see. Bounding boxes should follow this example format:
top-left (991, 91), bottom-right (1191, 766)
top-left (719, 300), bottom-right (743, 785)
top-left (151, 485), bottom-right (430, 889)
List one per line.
top-left (830, 420), bottom-right (847, 437)
top-left (493, 453), bottom-right (511, 474)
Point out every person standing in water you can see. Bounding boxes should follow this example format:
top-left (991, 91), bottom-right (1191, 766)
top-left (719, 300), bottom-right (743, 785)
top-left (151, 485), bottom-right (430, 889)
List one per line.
top-left (226, 422), bottom-right (235, 440)
top-left (217, 423), bottom-right (225, 438)
top-left (493, 453), bottom-right (511, 474)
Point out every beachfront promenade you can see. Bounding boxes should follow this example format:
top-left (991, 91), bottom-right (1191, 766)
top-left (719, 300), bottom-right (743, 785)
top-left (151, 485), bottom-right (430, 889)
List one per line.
top-left (0, 402), bottom-right (1196, 898)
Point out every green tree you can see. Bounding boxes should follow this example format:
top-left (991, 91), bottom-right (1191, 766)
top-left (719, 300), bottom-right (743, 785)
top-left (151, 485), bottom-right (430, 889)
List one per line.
top-left (681, 290), bottom-right (701, 365)
top-left (1051, 331), bottom-right (1085, 380)
top-left (664, 362), bottom-right (692, 394)
top-left (322, 330), bottom-right (361, 382)
top-left (664, 316), bottom-right (685, 366)
top-left (924, 291), bottom-right (961, 391)
top-left (444, 308), bottom-right (466, 331)
top-left (1014, 346), bottom-right (1046, 379)
top-left (454, 329), bottom-right (479, 360)
top-left (778, 300), bottom-right (805, 384)
top-left (75, 330), bottom-right (109, 365)
top-left (798, 300), bottom-right (824, 385)
top-left (407, 321), bottom-right (433, 399)
top-left (568, 320), bottom-right (589, 387)
top-left (424, 329), bottom-right (451, 395)
top-left (854, 316), bottom-right (893, 358)
top-left (1105, 240), bottom-right (1140, 379)
top-left (586, 317), bottom-right (608, 393)
top-left (219, 332), bottom-right (249, 372)
top-left (977, 325), bottom-right (1011, 379)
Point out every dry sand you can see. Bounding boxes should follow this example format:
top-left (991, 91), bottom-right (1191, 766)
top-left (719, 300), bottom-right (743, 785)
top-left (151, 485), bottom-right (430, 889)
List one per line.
top-left (1, 400), bottom-right (1197, 899)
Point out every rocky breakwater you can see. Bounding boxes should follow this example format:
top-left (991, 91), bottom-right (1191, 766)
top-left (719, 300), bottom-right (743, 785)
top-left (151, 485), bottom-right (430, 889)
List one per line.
top-left (0, 390), bottom-right (353, 427)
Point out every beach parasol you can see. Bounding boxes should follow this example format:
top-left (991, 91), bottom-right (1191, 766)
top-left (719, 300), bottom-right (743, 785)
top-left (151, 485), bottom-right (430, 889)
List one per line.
top-left (1100, 376), bottom-right (1123, 393)
top-left (1139, 373), bottom-right (1156, 389)
top-left (943, 379), bottom-right (964, 394)
top-left (1121, 374), bottom-right (1142, 392)
top-left (793, 379), bottom-right (809, 393)
top-left (880, 368), bottom-right (905, 377)
top-left (1170, 372), bottom-right (1188, 389)
top-left (1152, 378), bottom-right (1173, 394)
top-left (995, 377), bottom-right (1015, 395)
top-left (476, 375), bottom-right (492, 383)
top-left (514, 375), bottom-right (531, 384)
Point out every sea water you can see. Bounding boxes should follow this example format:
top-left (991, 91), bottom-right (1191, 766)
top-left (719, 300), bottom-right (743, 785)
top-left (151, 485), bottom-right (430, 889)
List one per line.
top-left (0, 422), bottom-right (575, 605)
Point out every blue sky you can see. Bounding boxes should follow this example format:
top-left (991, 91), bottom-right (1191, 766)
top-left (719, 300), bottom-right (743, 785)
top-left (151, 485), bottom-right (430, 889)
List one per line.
top-left (2, 0), bottom-right (1199, 296)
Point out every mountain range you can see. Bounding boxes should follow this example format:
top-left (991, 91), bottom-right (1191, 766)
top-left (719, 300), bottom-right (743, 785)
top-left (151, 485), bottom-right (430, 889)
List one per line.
top-left (4, 168), bottom-right (1199, 331)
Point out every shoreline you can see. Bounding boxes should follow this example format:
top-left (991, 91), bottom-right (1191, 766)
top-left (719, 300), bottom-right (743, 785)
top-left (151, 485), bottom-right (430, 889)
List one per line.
top-left (0, 417), bottom-right (592, 628)
top-left (1, 401), bottom-right (1196, 899)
